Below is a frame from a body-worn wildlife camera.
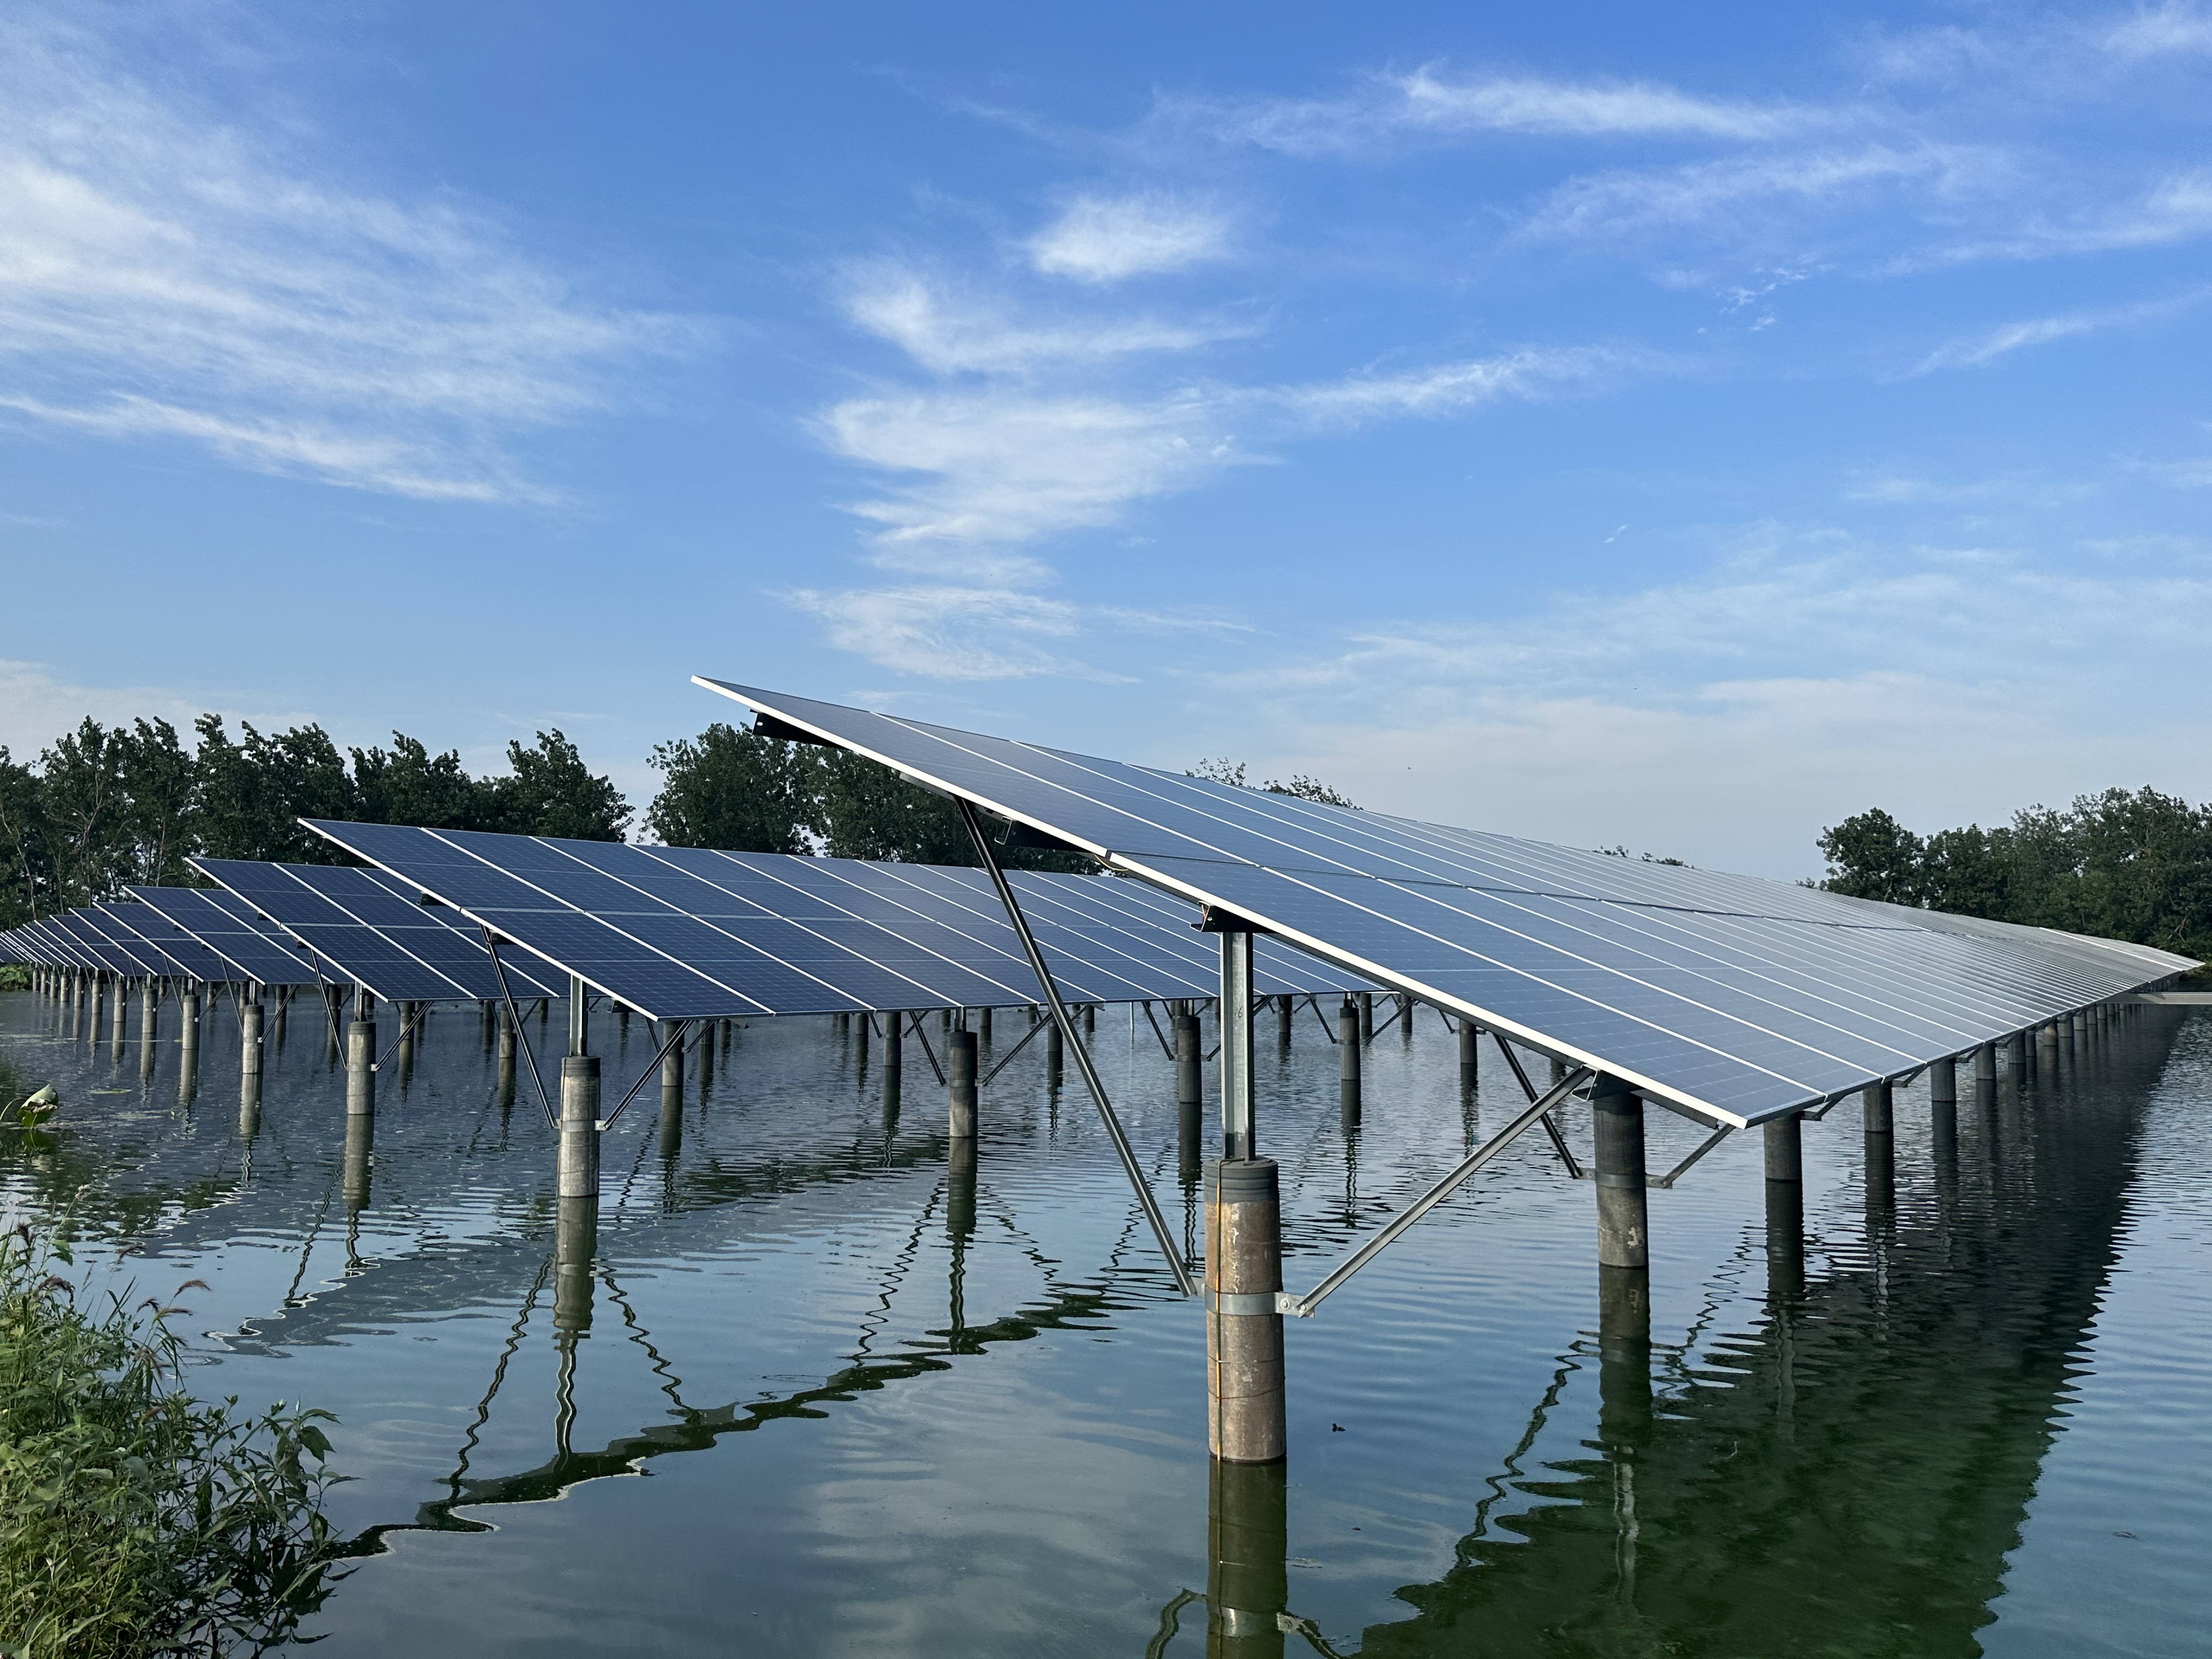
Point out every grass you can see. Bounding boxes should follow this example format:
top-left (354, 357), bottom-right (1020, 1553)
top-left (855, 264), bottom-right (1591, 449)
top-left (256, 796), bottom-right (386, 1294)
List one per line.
top-left (0, 1223), bottom-right (347, 1657)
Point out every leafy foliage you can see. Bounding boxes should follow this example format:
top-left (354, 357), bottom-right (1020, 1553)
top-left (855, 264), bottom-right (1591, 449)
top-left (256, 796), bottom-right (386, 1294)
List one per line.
top-left (0, 715), bottom-right (630, 927)
top-left (648, 731), bottom-right (1094, 871)
top-left (0, 1224), bottom-right (347, 1657)
top-left (1818, 788), bottom-right (2212, 960)
top-left (1186, 757), bottom-right (1360, 809)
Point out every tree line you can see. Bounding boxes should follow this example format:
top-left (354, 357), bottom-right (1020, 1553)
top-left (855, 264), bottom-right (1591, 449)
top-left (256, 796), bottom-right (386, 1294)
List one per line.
top-left (3, 713), bottom-right (1363, 929)
top-left (1, 715), bottom-right (630, 927)
top-left (1818, 787), bottom-right (2212, 961)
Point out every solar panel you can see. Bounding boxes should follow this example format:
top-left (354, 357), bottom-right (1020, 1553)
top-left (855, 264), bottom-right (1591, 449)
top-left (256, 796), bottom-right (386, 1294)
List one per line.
top-left (69, 905), bottom-right (180, 977)
top-left (46, 910), bottom-right (149, 975)
top-left (295, 821), bottom-right (1377, 1020)
top-left (190, 858), bottom-right (567, 1003)
top-left (15, 917), bottom-right (99, 972)
top-left (125, 886), bottom-right (317, 986)
top-left (696, 680), bottom-right (2194, 1127)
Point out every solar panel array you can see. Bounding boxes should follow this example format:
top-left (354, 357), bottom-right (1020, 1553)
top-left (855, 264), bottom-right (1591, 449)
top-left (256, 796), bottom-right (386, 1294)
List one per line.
top-left (298, 821), bottom-right (1378, 1020)
top-left (697, 679), bottom-right (2196, 1128)
top-left (191, 859), bottom-right (566, 1003)
top-left (123, 887), bottom-right (317, 986)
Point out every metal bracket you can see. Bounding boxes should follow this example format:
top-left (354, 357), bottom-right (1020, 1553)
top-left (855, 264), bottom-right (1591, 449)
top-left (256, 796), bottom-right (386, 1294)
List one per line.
top-left (1202, 1290), bottom-right (1282, 1315)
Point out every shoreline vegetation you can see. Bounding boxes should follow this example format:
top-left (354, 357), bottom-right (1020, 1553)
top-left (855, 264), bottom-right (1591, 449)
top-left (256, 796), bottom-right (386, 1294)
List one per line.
top-left (0, 1218), bottom-right (346, 1658)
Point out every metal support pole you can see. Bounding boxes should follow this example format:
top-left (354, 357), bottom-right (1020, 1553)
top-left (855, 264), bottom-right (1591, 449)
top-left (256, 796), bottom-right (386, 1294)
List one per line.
top-left (1357, 991), bottom-right (1374, 1043)
top-left (1863, 1077), bottom-right (1893, 1134)
top-left (1338, 996), bottom-right (1361, 1127)
top-left (109, 976), bottom-right (127, 1052)
top-left (1045, 1017), bottom-right (1063, 1086)
top-left (1218, 930), bottom-right (1254, 1162)
top-left (947, 1029), bottom-right (978, 1139)
top-left (1275, 994), bottom-right (1292, 1049)
top-left (884, 1011), bottom-right (904, 1113)
top-left (138, 980), bottom-right (158, 1076)
top-left (1593, 1072), bottom-right (1648, 1269)
top-left (978, 1005), bottom-right (993, 1046)
top-left (1175, 1012), bottom-right (1203, 1113)
top-left (1207, 1158), bottom-right (1285, 1464)
top-left (240, 991), bottom-right (263, 1076)
top-left (559, 1055), bottom-right (601, 1198)
top-left (1921, 1057), bottom-right (1953, 1113)
top-left (567, 975), bottom-right (589, 1057)
top-left (1974, 1042), bottom-right (1997, 1085)
top-left (1764, 1111), bottom-right (1802, 1183)
top-left (86, 974), bottom-right (104, 1046)
top-left (1458, 1017), bottom-right (1479, 1087)
top-left (178, 983), bottom-right (200, 1092)
top-left (659, 1020), bottom-right (684, 1097)
top-left (346, 1017), bottom-right (375, 1116)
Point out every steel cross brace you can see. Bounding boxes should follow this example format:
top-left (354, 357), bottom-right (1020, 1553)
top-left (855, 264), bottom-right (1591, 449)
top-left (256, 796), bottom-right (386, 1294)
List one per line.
top-left (1279, 1066), bottom-right (1593, 1317)
top-left (956, 799), bottom-right (1195, 1296)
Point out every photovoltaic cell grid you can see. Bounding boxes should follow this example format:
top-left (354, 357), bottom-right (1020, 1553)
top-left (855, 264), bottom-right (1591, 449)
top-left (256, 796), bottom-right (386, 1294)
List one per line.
top-left (297, 822), bottom-right (1379, 1020)
top-left (191, 858), bottom-right (567, 1004)
top-left (696, 680), bottom-right (2197, 1128)
top-left (123, 887), bottom-right (317, 986)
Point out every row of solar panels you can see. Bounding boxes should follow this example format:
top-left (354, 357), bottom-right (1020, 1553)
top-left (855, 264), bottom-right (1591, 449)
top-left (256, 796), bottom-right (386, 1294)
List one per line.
top-left (693, 680), bottom-right (2202, 1128)
top-left (1, 837), bottom-right (1380, 1014)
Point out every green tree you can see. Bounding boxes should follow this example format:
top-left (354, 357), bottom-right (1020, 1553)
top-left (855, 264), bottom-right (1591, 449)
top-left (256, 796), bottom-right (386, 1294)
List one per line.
top-left (36, 720), bottom-right (136, 907)
top-left (1816, 808), bottom-right (1924, 902)
top-left (1188, 757), bottom-right (1359, 809)
top-left (350, 733), bottom-right (493, 831)
top-left (1916, 823), bottom-right (2014, 919)
top-left (193, 716), bottom-right (356, 864)
top-left (816, 751), bottom-right (1094, 872)
top-left (118, 718), bottom-right (199, 888)
top-left (488, 730), bottom-right (630, 841)
top-left (646, 724), bottom-right (819, 853)
top-left (0, 748), bottom-right (49, 926)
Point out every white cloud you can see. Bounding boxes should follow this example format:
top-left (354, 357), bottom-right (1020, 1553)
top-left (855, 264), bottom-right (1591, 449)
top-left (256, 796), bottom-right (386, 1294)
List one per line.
top-left (0, 659), bottom-right (312, 760)
top-left (1908, 169), bottom-right (2212, 266)
top-left (1188, 526), bottom-right (2212, 875)
top-left (1911, 284), bottom-right (2212, 371)
top-left (782, 586), bottom-right (1107, 680)
top-left (2106, 2), bottom-right (2212, 57)
top-left (1276, 346), bottom-right (1625, 421)
top-left (1026, 194), bottom-right (1232, 281)
top-left (816, 388), bottom-right (1245, 565)
top-left (843, 268), bottom-right (1240, 373)
top-left (1518, 144), bottom-right (2005, 243)
top-left (0, 12), bottom-right (691, 500)
top-left (1192, 67), bottom-right (1831, 156)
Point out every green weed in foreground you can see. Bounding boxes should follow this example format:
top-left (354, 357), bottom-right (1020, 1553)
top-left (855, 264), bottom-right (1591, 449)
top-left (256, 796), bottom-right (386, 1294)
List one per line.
top-left (0, 1224), bottom-right (347, 1657)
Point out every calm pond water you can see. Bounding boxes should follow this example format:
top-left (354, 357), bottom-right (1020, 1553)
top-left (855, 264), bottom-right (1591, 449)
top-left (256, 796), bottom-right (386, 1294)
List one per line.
top-left (3, 987), bottom-right (2207, 1657)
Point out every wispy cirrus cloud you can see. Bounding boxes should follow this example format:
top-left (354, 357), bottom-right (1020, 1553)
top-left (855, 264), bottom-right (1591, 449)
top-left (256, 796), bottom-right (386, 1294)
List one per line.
top-left (782, 585), bottom-right (1108, 680)
top-left (2105, 2), bottom-right (2212, 57)
top-left (1026, 194), bottom-right (1235, 281)
top-left (1180, 66), bottom-right (1836, 156)
top-left (1911, 284), bottom-right (2212, 371)
top-left (843, 267), bottom-right (1247, 373)
top-left (0, 10), bottom-right (693, 501)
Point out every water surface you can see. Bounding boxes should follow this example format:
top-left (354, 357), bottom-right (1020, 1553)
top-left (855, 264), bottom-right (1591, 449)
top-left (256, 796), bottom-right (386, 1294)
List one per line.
top-left (3, 990), bottom-right (2204, 1656)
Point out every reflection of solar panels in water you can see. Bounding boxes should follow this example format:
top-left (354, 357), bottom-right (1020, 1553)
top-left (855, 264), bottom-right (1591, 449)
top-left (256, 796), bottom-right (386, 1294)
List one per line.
top-left (299, 820), bottom-right (1378, 1020)
top-left (696, 680), bottom-right (2196, 1128)
top-left (125, 886), bottom-right (316, 985)
top-left (192, 858), bottom-right (565, 1003)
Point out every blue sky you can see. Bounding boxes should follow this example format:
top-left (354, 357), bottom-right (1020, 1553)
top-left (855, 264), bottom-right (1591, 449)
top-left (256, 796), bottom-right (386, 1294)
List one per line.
top-left (4, 1), bottom-right (2210, 877)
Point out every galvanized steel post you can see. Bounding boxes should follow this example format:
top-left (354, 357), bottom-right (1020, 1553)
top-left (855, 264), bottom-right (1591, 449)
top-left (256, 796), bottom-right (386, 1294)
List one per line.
top-left (1218, 930), bottom-right (1254, 1162)
top-left (1206, 1157), bottom-right (1285, 1464)
top-left (947, 1028), bottom-right (978, 1139)
top-left (1338, 996), bottom-right (1361, 1128)
top-left (1592, 1073), bottom-right (1647, 1269)
top-left (558, 1055), bottom-right (601, 1199)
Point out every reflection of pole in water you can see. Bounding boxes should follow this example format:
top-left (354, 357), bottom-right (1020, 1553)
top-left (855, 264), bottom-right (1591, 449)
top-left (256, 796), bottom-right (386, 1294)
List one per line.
top-left (1597, 1262), bottom-right (1651, 1601)
top-left (946, 1137), bottom-right (977, 1339)
top-left (343, 1107), bottom-right (374, 1216)
top-left (1207, 1457), bottom-right (1288, 1659)
top-left (552, 1197), bottom-right (597, 1464)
